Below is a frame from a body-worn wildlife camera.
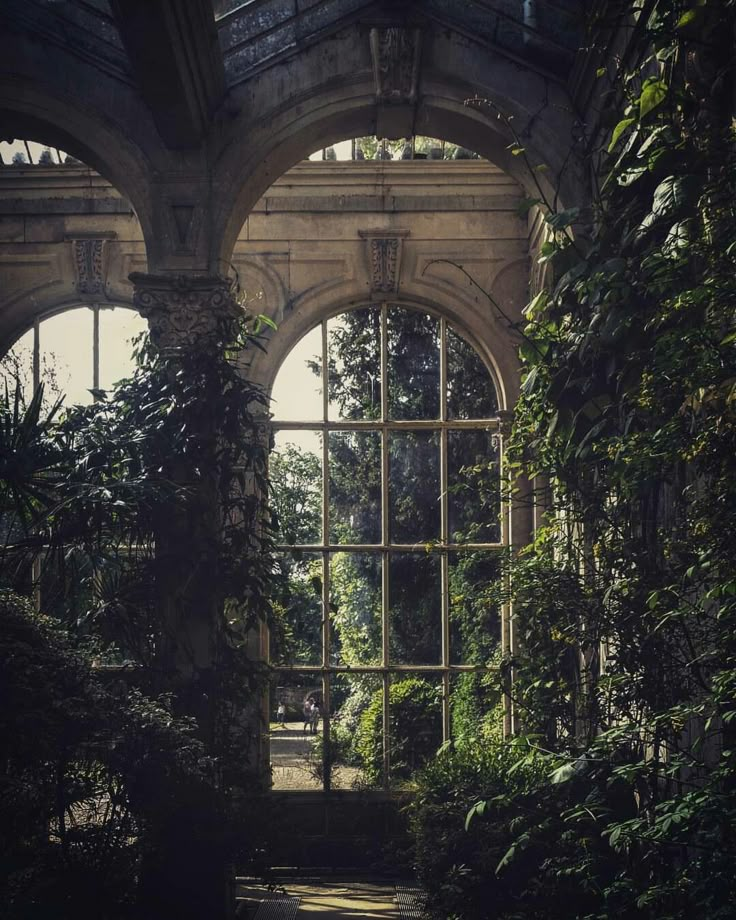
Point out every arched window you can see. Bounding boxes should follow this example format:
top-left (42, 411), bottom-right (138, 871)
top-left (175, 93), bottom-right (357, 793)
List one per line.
top-left (269, 304), bottom-right (506, 791)
top-left (1, 304), bottom-right (148, 634)
top-left (1, 305), bottom-right (146, 406)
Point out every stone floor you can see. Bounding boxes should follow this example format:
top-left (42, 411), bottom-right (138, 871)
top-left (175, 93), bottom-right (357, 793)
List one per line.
top-left (236, 878), bottom-right (403, 919)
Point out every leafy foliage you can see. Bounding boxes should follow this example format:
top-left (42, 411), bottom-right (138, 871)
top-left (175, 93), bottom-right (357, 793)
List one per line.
top-left (410, 1), bottom-right (736, 916)
top-left (0, 589), bottom-right (238, 920)
top-left (354, 677), bottom-right (442, 786)
top-left (0, 308), bottom-right (276, 914)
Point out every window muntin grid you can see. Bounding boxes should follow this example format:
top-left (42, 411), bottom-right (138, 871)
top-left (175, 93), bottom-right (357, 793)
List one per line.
top-left (0, 305), bottom-right (146, 406)
top-left (0, 306), bottom-right (147, 625)
top-left (270, 303), bottom-right (506, 791)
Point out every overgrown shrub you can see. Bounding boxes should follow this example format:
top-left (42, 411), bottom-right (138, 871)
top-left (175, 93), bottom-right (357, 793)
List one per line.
top-left (451, 671), bottom-right (503, 743)
top-left (354, 677), bottom-right (442, 786)
top-left (410, 739), bottom-right (634, 920)
top-left (0, 590), bottom-right (270, 919)
top-left (410, 739), bottom-right (545, 919)
top-left (1, 307), bottom-right (277, 915)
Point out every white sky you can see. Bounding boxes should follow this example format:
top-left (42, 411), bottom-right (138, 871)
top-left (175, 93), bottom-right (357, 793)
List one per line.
top-left (2, 307), bottom-right (146, 406)
top-left (0, 139), bottom-right (68, 164)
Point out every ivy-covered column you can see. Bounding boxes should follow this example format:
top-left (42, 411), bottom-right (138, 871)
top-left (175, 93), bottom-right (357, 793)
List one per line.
top-left (129, 271), bottom-right (243, 920)
top-left (131, 272), bottom-right (240, 711)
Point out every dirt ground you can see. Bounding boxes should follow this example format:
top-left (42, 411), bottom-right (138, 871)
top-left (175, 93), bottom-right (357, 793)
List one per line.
top-left (269, 722), bottom-right (362, 791)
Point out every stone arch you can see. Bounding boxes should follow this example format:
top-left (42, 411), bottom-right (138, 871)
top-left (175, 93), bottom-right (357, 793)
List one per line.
top-left (229, 256), bottom-right (289, 325)
top-left (212, 25), bottom-right (582, 268)
top-left (0, 78), bottom-right (155, 258)
top-left (0, 291), bottom-right (137, 354)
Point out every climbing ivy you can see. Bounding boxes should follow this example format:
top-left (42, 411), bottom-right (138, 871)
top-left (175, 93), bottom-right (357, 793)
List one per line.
top-left (413, 2), bottom-right (736, 917)
top-left (499, 1), bottom-right (736, 915)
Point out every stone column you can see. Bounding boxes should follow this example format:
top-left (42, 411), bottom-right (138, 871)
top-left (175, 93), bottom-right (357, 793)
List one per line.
top-left (129, 272), bottom-right (243, 920)
top-left (131, 272), bottom-right (242, 693)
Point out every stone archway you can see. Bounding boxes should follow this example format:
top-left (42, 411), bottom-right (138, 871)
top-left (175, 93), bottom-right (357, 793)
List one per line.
top-left (211, 24), bottom-right (583, 269)
top-left (0, 81), bottom-right (155, 255)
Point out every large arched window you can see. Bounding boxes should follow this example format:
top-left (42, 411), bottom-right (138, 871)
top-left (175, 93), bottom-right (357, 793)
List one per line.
top-left (1, 305), bottom-right (146, 406)
top-left (269, 304), bottom-right (506, 791)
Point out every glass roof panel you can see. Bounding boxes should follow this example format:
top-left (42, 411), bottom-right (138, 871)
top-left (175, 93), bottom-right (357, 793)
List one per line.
top-left (216, 0), bottom-right (584, 87)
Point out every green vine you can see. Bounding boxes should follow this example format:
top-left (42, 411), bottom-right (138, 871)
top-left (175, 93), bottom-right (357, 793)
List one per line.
top-left (412, 2), bottom-right (736, 917)
top-left (499, 0), bottom-right (736, 915)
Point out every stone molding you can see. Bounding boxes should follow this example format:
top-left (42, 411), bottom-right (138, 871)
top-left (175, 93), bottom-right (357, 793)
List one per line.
top-left (130, 272), bottom-right (241, 354)
top-left (358, 229), bottom-right (410, 294)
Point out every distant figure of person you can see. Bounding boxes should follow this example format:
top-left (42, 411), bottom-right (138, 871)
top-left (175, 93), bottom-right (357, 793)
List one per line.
top-left (277, 701), bottom-right (286, 727)
top-left (310, 702), bottom-right (321, 734)
top-left (303, 698), bottom-right (314, 733)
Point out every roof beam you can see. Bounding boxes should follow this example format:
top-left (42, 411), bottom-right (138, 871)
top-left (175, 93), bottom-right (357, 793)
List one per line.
top-left (110, 0), bottom-right (226, 148)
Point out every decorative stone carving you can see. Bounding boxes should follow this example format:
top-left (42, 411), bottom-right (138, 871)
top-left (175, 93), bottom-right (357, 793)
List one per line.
top-left (370, 27), bottom-right (422, 104)
top-left (130, 273), bottom-right (242, 354)
top-left (73, 238), bottom-right (106, 295)
top-left (359, 229), bottom-right (410, 294)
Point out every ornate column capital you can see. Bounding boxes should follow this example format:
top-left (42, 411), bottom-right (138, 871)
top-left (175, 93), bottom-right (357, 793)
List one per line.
top-left (130, 273), bottom-right (242, 355)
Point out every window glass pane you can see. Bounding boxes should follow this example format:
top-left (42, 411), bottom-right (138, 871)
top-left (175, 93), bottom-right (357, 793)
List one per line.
top-left (270, 672), bottom-right (324, 790)
top-left (40, 309), bottom-right (94, 406)
top-left (389, 552), bottom-right (441, 665)
top-left (267, 307), bottom-right (506, 795)
top-left (99, 307), bottom-right (146, 391)
top-left (330, 673), bottom-right (383, 790)
top-left (387, 308), bottom-right (439, 419)
top-left (271, 430), bottom-right (322, 544)
top-left (329, 553), bottom-right (382, 666)
top-left (270, 552), bottom-right (323, 665)
top-left (449, 551), bottom-right (501, 664)
top-left (450, 671), bottom-right (502, 743)
top-left (0, 327), bottom-right (34, 403)
top-left (446, 328), bottom-right (499, 419)
top-left (389, 431), bottom-right (440, 543)
top-left (329, 430), bottom-right (381, 544)
top-left (388, 673), bottom-right (442, 788)
top-left (327, 307), bottom-right (381, 420)
top-left (448, 430), bottom-right (501, 543)
top-left (271, 324), bottom-right (323, 420)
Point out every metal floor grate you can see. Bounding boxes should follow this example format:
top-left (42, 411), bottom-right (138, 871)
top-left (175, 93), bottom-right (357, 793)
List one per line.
top-left (252, 895), bottom-right (301, 920)
top-left (395, 885), bottom-right (430, 920)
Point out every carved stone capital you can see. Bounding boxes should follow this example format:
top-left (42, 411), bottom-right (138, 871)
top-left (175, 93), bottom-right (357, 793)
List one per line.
top-left (370, 27), bottom-right (422, 104)
top-left (130, 273), bottom-right (241, 354)
top-left (359, 229), bottom-right (410, 295)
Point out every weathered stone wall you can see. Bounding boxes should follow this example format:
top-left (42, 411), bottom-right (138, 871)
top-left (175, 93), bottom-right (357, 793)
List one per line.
top-left (0, 158), bottom-right (530, 405)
